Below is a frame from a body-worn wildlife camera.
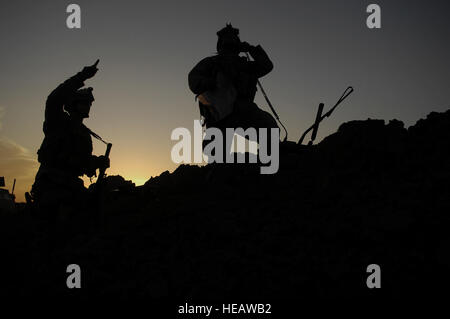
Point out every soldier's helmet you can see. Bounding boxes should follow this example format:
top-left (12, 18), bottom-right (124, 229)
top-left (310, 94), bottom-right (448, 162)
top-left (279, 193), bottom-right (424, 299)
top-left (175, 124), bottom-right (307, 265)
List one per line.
top-left (216, 23), bottom-right (240, 54)
top-left (66, 87), bottom-right (95, 114)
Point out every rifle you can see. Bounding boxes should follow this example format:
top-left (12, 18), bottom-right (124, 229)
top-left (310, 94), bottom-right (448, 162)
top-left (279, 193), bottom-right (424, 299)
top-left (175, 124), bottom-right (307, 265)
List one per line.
top-left (298, 86), bottom-right (354, 145)
top-left (86, 126), bottom-right (111, 183)
top-left (97, 143), bottom-right (112, 184)
top-left (92, 142), bottom-right (112, 229)
top-left (12, 178), bottom-right (16, 195)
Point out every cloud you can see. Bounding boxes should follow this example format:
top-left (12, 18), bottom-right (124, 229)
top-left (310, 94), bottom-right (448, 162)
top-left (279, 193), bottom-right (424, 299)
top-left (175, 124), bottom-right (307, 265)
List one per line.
top-left (0, 107), bottom-right (39, 202)
top-left (0, 137), bottom-right (38, 178)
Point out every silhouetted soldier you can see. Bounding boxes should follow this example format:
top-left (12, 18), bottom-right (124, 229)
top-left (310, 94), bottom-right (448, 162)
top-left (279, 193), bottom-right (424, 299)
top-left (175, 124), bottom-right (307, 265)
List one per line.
top-left (31, 60), bottom-right (109, 217)
top-left (188, 24), bottom-right (279, 160)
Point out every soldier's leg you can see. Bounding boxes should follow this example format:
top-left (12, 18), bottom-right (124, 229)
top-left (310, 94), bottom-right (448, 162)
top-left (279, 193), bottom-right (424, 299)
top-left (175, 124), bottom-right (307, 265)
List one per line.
top-left (203, 111), bottom-right (240, 163)
top-left (234, 103), bottom-right (279, 159)
top-left (203, 103), bottom-right (279, 163)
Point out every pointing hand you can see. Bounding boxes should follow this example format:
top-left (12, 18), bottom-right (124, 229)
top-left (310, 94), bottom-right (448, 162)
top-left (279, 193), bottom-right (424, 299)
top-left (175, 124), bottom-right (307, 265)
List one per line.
top-left (82, 59), bottom-right (100, 79)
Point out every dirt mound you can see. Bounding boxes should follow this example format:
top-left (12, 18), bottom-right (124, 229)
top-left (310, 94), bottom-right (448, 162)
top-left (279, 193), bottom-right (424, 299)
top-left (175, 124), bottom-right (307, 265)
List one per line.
top-left (2, 110), bottom-right (450, 298)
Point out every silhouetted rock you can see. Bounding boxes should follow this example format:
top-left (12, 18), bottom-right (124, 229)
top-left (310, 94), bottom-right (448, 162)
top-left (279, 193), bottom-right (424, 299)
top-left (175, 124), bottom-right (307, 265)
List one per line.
top-left (89, 175), bottom-right (135, 193)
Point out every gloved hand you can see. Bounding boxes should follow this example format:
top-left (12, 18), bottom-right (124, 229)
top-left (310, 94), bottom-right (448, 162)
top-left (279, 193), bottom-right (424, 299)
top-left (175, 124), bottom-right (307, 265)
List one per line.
top-left (81, 59), bottom-right (99, 79)
top-left (96, 155), bottom-right (110, 170)
top-left (239, 41), bottom-right (252, 53)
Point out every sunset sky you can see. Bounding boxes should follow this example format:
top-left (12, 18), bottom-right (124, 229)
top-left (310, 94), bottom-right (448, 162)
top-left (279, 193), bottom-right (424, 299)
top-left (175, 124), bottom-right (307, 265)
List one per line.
top-left (1, 0), bottom-right (449, 202)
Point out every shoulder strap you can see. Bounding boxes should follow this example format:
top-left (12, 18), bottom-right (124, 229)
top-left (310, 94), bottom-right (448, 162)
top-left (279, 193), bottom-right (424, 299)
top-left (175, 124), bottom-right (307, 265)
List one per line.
top-left (83, 125), bottom-right (108, 145)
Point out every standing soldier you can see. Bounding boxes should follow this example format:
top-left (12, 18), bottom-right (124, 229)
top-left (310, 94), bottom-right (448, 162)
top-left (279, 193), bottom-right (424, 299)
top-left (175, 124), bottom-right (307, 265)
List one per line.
top-left (188, 23), bottom-right (279, 160)
top-left (30, 60), bottom-right (109, 216)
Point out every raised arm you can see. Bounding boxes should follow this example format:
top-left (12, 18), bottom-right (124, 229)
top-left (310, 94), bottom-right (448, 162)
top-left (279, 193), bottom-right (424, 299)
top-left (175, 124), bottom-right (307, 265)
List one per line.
top-left (245, 44), bottom-right (274, 78)
top-left (44, 60), bottom-right (99, 131)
